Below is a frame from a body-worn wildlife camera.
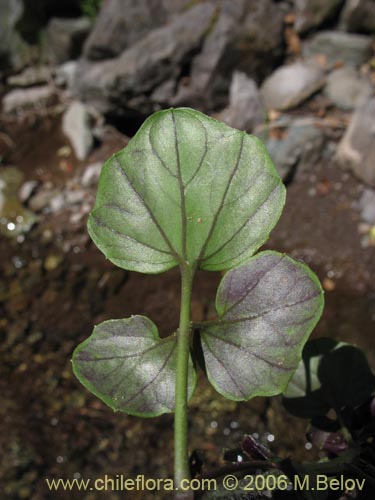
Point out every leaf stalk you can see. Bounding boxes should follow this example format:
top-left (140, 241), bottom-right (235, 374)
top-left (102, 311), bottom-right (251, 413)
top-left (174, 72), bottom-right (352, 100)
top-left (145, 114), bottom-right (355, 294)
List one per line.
top-left (174, 263), bottom-right (194, 498)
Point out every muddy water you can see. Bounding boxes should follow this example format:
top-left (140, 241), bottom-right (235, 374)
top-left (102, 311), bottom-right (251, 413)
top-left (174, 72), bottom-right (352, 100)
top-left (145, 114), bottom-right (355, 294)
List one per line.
top-left (1, 115), bottom-right (374, 499)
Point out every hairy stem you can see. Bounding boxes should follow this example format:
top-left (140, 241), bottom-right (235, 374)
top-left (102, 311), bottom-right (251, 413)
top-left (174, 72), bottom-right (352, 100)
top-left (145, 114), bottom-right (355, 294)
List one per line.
top-left (174, 263), bottom-right (194, 498)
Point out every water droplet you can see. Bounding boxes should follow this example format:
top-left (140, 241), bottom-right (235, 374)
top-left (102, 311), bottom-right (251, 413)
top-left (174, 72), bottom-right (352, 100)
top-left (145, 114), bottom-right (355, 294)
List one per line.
top-left (267, 434), bottom-right (275, 443)
top-left (7, 222), bottom-right (16, 231)
top-left (223, 428), bottom-right (230, 436)
top-left (210, 420), bottom-right (218, 429)
top-left (56, 456), bottom-right (64, 463)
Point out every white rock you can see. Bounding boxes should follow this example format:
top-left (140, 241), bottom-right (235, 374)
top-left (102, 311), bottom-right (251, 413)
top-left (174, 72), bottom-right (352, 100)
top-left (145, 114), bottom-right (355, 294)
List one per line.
top-left (62, 101), bottom-right (93, 161)
top-left (260, 61), bottom-right (326, 111)
top-left (19, 180), bottom-right (39, 203)
top-left (81, 162), bottom-right (102, 187)
top-left (336, 97), bottom-right (375, 187)
top-left (2, 86), bottom-right (56, 113)
top-left (55, 60), bottom-right (78, 89)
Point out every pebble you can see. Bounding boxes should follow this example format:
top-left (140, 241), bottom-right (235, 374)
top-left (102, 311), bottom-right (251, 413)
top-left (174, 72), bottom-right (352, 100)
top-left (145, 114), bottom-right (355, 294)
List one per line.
top-left (62, 101), bottom-right (94, 161)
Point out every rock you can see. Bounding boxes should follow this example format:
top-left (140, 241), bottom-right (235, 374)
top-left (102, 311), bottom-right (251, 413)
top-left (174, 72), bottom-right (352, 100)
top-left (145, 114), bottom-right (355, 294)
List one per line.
top-left (75, 2), bottom-right (216, 114)
top-left (324, 67), bottom-right (373, 110)
top-left (173, 0), bottom-right (284, 110)
top-left (0, 167), bottom-right (38, 238)
top-left (45, 17), bottom-right (92, 64)
top-left (239, 0), bottom-right (284, 78)
top-left (294, 0), bottom-right (345, 34)
top-left (260, 61), bottom-right (326, 111)
top-left (150, 79), bottom-right (176, 105)
top-left (83, 0), bottom-right (166, 60)
top-left (0, 0), bottom-right (31, 72)
top-left (2, 86), bottom-right (56, 113)
top-left (359, 189), bottom-right (375, 224)
top-left (302, 31), bottom-right (373, 67)
top-left (29, 185), bottom-right (86, 213)
top-left (219, 72), bottom-right (265, 132)
top-left (7, 66), bottom-right (52, 87)
top-left (55, 61), bottom-right (78, 89)
top-left (19, 180), bottom-right (39, 203)
top-left (339, 0), bottom-right (375, 34)
top-left (29, 187), bottom-right (60, 212)
top-left (62, 101), bottom-right (93, 161)
top-left (336, 97), bottom-right (375, 187)
top-left (81, 162), bottom-right (102, 188)
top-left (265, 120), bottom-right (325, 180)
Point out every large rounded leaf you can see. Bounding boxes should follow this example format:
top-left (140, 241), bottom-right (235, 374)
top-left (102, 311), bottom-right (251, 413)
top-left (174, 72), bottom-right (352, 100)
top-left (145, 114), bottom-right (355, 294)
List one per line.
top-left (72, 316), bottom-right (196, 417)
top-left (199, 251), bottom-right (324, 401)
top-left (88, 108), bottom-right (285, 273)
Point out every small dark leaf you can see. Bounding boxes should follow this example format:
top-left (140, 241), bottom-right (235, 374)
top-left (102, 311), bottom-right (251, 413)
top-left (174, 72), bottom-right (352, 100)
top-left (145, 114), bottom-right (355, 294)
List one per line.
top-left (283, 339), bottom-right (375, 418)
top-left (242, 435), bottom-right (271, 461)
top-left (72, 316), bottom-right (196, 416)
top-left (318, 345), bottom-right (375, 412)
top-left (308, 428), bottom-right (348, 455)
top-left (199, 251), bottom-right (324, 400)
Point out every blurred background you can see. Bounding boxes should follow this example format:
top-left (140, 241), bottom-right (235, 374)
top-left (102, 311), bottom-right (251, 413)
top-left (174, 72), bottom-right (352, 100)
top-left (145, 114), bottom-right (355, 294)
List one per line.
top-left (0, 0), bottom-right (374, 498)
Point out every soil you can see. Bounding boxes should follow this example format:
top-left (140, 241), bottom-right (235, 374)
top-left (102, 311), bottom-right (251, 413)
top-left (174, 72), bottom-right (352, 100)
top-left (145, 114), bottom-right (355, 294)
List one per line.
top-left (1, 106), bottom-right (374, 499)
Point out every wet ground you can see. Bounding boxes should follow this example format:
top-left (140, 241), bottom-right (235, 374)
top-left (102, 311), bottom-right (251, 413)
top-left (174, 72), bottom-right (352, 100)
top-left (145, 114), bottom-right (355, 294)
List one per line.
top-left (1, 108), bottom-right (374, 499)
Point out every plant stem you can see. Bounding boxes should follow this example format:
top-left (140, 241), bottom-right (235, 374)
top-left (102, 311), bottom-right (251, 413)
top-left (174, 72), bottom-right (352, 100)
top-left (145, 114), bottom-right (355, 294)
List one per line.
top-left (174, 263), bottom-right (194, 497)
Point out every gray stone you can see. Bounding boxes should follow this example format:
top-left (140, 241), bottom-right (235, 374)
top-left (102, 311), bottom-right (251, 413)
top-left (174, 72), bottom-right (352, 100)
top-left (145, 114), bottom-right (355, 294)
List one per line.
top-left (75, 3), bottom-right (216, 114)
top-left (173, 0), bottom-right (284, 110)
top-left (359, 189), bottom-right (375, 224)
top-left (219, 72), bottom-right (265, 132)
top-left (339, 0), bottom-right (375, 34)
top-left (294, 0), bottom-right (345, 34)
top-left (29, 188), bottom-right (60, 213)
top-left (2, 86), bottom-right (56, 113)
top-left (81, 162), bottom-right (102, 188)
top-left (7, 66), bottom-right (52, 87)
top-left (62, 101), bottom-right (93, 161)
top-left (324, 67), bottom-right (373, 110)
top-left (302, 31), bottom-right (373, 67)
top-left (265, 120), bottom-right (325, 180)
top-left (83, 0), bottom-right (166, 60)
top-left (150, 79), bottom-right (176, 105)
top-left (336, 97), bottom-right (375, 187)
top-left (261, 61), bottom-right (326, 111)
top-left (45, 17), bottom-right (91, 64)
top-left (0, 0), bottom-right (31, 72)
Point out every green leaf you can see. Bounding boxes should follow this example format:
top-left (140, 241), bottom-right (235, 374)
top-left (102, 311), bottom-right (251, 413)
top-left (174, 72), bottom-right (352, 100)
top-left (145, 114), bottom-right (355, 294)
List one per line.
top-left (198, 251), bottom-right (324, 401)
top-left (72, 316), bottom-right (197, 416)
top-left (283, 338), bottom-right (375, 418)
top-left (88, 108), bottom-right (285, 273)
